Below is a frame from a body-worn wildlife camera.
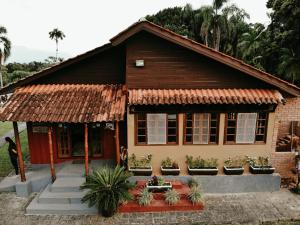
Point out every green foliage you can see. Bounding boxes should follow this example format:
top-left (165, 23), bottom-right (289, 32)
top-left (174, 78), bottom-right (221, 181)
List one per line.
top-left (224, 156), bottom-right (247, 168)
top-left (188, 186), bottom-right (203, 205)
top-left (128, 153), bottom-right (152, 168)
top-left (80, 166), bottom-right (134, 217)
top-left (0, 25), bottom-right (11, 62)
top-left (148, 176), bottom-right (165, 186)
top-left (247, 156), bottom-right (270, 167)
top-left (138, 188), bottom-right (153, 206)
top-left (161, 157), bottom-right (179, 169)
top-left (186, 155), bottom-right (218, 168)
top-left (164, 189), bottom-right (180, 205)
top-left (188, 178), bottom-right (199, 188)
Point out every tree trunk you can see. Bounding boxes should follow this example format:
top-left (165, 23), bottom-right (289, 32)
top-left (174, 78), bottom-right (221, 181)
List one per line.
top-left (55, 39), bottom-right (58, 62)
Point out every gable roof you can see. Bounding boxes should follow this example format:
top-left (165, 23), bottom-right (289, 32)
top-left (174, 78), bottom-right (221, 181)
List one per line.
top-left (1, 20), bottom-right (300, 96)
top-left (110, 20), bottom-right (300, 97)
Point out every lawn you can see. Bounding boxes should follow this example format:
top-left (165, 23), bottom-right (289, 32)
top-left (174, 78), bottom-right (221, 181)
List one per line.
top-left (0, 130), bottom-right (29, 177)
top-left (0, 121), bottom-right (13, 137)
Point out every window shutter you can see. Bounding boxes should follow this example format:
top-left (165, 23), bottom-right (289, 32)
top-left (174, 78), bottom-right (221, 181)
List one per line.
top-left (193, 113), bottom-right (210, 144)
top-left (147, 114), bottom-right (166, 144)
top-left (236, 113), bottom-right (257, 143)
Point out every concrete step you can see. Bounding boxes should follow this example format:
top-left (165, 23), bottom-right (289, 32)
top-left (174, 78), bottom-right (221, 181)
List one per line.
top-left (50, 177), bottom-right (85, 192)
top-left (38, 185), bottom-right (88, 204)
top-left (26, 196), bottom-right (97, 215)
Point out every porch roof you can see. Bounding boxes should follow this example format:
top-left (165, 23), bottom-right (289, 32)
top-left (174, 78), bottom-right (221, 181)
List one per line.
top-left (0, 84), bottom-right (127, 123)
top-left (128, 88), bottom-right (285, 105)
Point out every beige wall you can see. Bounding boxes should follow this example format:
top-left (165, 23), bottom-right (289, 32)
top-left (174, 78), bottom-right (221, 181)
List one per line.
top-left (127, 110), bottom-right (275, 175)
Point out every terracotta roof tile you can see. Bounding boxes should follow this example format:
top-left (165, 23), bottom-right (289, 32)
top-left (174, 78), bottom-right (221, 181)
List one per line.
top-left (128, 89), bottom-right (285, 105)
top-left (0, 84), bottom-right (127, 122)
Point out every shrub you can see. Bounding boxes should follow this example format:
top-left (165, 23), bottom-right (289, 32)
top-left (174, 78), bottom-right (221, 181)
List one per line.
top-left (128, 153), bottom-right (152, 168)
top-left (188, 186), bottom-right (203, 205)
top-left (138, 188), bottom-right (153, 206)
top-left (188, 178), bottom-right (199, 188)
top-left (161, 157), bottom-right (179, 169)
top-left (247, 156), bottom-right (270, 167)
top-left (164, 189), bottom-right (180, 205)
top-left (186, 155), bottom-right (218, 168)
top-left (81, 166), bottom-right (134, 217)
top-left (148, 176), bottom-right (165, 186)
top-left (224, 156), bottom-right (247, 168)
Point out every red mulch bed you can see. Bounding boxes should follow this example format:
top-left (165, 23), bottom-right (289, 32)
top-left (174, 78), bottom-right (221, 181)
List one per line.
top-left (118, 180), bottom-right (204, 213)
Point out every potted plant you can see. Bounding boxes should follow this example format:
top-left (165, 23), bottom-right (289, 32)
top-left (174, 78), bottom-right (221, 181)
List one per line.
top-left (223, 156), bottom-right (247, 175)
top-left (186, 155), bottom-right (219, 175)
top-left (160, 157), bottom-right (180, 175)
top-left (146, 175), bottom-right (172, 192)
top-left (128, 153), bottom-right (152, 176)
top-left (138, 188), bottom-right (153, 206)
top-left (188, 186), bottom-right (203, 205)
top-left (164, 189), bottom-right (180, 205)
top-left (247, 156), bottom-right (275, 174)
top-left (81, 165), bottom-right (134, 217)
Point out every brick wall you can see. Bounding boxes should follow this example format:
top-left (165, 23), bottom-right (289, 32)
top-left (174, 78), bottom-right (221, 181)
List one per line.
top-left (271, 97), bottom-right (300, 178)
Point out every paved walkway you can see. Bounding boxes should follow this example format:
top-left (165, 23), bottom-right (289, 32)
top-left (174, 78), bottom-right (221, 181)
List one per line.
top-left (0, 123), bottom-right (26, 147)
top-left (0, 189), bottom-right (299, 225)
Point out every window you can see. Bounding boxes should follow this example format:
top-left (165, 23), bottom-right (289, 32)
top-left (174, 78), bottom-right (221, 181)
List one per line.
top-left (225, 112), bottom-right (268, 144)
top-left (135, 113), bottom-right (178, 145)
top-left (184, 113), bottom-right (219, 144)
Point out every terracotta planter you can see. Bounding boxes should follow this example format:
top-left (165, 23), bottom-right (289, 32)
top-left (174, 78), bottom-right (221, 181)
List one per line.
top-left (160, 166), bottom-right (180, 175)
top-left (187, 166), bottom-right (218, 175)
top-left (146, 181), bottom-right (172, 192)
top-left (129, 166), bottom-right (152, 176)
top-left (223, 166), bottom-right (244, 175)
top-left (249, 165), bottom-right (275, 174)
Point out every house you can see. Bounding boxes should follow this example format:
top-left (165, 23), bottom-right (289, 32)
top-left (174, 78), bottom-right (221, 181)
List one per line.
top-left (0, 20), bottom-right (299, 182)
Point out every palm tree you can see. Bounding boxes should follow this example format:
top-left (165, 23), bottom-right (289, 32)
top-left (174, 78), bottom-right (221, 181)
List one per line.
top-left (277, 48), bottom-right (300, 84)
top-left (199, 0), bottom-right (228, 51)
top-left (49, 28), bottom-right (65, 61)
top-left (0, 26), bottom-right (11, 88)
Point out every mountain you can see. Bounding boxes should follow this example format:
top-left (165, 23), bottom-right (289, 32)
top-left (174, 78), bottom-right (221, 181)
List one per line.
top-left (6, 45), bottom-right (71, 63)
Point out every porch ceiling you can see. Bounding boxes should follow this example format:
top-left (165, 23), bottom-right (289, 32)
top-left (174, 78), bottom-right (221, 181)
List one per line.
top-left (0, 84), bottom-right (127, 122)
top-left (128, 88), bottom-right (285, 105)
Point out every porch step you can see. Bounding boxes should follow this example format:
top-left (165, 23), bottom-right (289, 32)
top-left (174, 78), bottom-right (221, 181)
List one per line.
top-left (26, 196), bottom-right (97, 215)
top-left (38, 185), bottom-right (88, 204)
top-left (50, 177), bottom-right (85, 192)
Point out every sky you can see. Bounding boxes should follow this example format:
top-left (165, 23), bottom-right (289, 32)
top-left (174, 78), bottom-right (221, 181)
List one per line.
top-left (0, 0), bottom-right (270, 62)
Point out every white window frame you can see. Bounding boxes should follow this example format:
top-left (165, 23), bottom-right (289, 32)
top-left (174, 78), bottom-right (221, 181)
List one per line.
top-left (193, 113), bottom-right (210, 144)
top-left (236, 113), bottom-right (257, 144)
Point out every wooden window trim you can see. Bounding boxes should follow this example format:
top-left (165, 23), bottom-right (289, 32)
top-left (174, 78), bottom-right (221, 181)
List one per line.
top-left (183, 113), bottom-right (220, 145)
top-left (135, 113), bottom-right (178, 146)
top-left (224, 112), bottom-right (268, 145)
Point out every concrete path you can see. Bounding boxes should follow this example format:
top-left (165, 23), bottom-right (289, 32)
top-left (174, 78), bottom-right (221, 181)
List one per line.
top-left (0, 122), bottom-right (26, 147)
top-left (0, 189), bottom-right (300, 225)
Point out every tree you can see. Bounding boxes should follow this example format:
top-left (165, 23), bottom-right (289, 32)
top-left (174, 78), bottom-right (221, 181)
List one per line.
top-left (49, 28), bottom-right (65, 62)
top-left (0, 26), bottom-right (11, 88)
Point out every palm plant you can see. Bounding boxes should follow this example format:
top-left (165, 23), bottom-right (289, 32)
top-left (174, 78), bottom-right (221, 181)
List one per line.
top-left (0, 26), bottom-right (11, 88)
top-left (81, 165), bottom-right (134, 217)
top-left (49, 28), bottom-right (65, 61)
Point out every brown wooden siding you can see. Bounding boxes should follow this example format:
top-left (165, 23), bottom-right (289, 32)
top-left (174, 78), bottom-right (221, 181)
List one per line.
top-left (31, 46), bottom-right (125, 85)
top-left (126, 31), bottom-right (272, 89)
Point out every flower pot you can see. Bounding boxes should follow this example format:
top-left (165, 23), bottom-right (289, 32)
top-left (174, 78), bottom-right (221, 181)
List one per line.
top-left (128, 166), bottom-right (152, 176)
top-left (160, 166), bottom-right (180, 175)
top-left (223, 166), bottom-right (244, 175)
top-left (249, 165), bottom-right (275, 174)
top-left (146, 181), bottom-right (172, 192)
top-left (101, 208), bottom-right (116, 217)
top-left (188, 166), bottom-right (218, 175)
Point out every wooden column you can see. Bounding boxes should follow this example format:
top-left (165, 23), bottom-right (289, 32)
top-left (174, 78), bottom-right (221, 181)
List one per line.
top-left (115, 121), bottom-right (121, 165)
top-left (13, 122), bottom-right (26, 182)
top-left (48, 126), bottom-right (56, 182)
top-left (84, 123), bottom-right (89, 176)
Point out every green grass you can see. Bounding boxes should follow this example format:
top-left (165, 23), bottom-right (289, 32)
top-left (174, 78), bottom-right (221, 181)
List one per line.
top-left (0, 130), bottom-right (29, 177)
top-left (0, 122), bottom-right (13, 137)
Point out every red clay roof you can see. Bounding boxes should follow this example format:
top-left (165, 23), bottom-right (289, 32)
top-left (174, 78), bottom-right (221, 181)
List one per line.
top-left (0, 84), bottom-right (127, 122)
top-left (111, 21), bottom-right (300, 97)
top-left (128, 89), bottom-right (285, 105)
